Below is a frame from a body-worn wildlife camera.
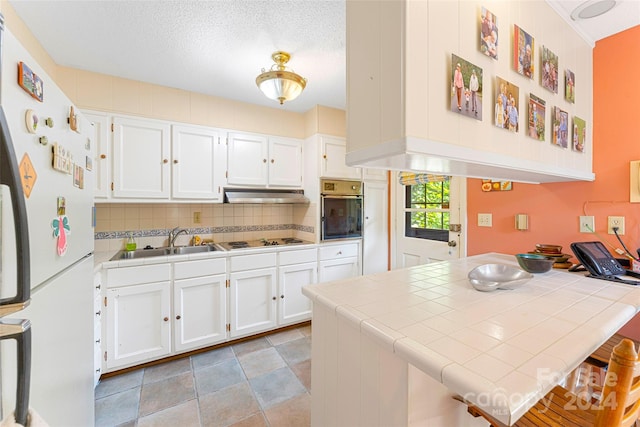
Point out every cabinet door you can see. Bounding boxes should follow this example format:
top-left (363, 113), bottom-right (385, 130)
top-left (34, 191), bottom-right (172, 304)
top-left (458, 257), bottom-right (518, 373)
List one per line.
top-left (318, 257), bottom-right (359, 283)
top-left (363, 181), bottom-right (389, 274)
top-left (173, 274), bottom-right (227, 352)
top-left (229, 267), bottom-right (277, 338)
top-left (172, 125), bottom-right (224, 200)
top-left (268, 137), bottom-right (303, 187)
top-left (84, 112), bottom-right (110, 199)
top-left (105, 281), bottom-right (171, 369)
top-left (321, 136), bottom-right (361, 179)
top-left (227, 132), bottom-right (269, 186)
top-left (278, 262), bottom-right (316, 325)
top-left (112, 116), bottom-right (171, 198)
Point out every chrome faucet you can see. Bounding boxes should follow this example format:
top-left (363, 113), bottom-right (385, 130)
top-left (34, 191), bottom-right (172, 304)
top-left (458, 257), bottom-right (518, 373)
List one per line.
top-left (168, 227), bottom-right (188, 248)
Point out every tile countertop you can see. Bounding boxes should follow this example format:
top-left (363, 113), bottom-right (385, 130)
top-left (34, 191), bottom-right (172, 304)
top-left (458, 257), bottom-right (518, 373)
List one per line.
top-left (302, 253), bottom-right (640, 425)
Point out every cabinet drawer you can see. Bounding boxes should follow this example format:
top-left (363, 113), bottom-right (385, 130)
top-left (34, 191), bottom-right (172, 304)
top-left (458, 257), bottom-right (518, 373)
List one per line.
top-left (174, 258), bottom-right (226, 279)
top-left (106, 264), bottom-right (171, 288)
top-left (279, 248), bottom-right (317, 266)
top-left (319, 243), bottom-right (359, 260)
top-left (230, 252), bottom-right (277, 272)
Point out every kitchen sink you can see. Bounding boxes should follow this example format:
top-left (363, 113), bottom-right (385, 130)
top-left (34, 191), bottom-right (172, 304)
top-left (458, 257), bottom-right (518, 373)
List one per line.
top-left (110, 244), bottom-right (222, 260)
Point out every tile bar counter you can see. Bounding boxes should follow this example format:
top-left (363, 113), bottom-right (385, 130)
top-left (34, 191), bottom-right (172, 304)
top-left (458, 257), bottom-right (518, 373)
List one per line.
top-left (302, 253), bottom-right (640, 426)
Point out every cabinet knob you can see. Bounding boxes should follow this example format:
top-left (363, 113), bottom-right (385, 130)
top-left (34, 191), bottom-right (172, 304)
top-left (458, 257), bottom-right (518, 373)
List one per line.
top-left (323, 154), bottom-right (327, 159)
top-left (263, 159), bottom-right (267, 163)
top-left (337, 251), bottom-right (342, 255)
top-left (280, 295), bottom-right (284, 299)
top-left (100, 154), bottom-right (106, 159)
top-left (176, 315), bottom-right (181, 320)
top-left (163, 159), bottom-right (168, 164)
top-left (271, 159), bottom-right (275, 163)
top-left (272, 296), bottom-right (277, 301)
top-left (163, 317), bottom-right (169, 322)
top-left (173, 159), bottom-right (179, 164)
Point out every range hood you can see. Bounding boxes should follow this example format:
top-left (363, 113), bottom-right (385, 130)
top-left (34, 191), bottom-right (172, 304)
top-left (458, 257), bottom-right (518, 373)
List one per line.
top-left (224, 188), bottom-right (310, 204)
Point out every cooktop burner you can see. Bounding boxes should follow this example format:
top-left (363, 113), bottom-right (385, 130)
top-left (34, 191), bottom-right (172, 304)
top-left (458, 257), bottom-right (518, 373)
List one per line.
top-left (227, 241), bottom-right (249, 248)
top-left (281, 238), bottom-right (303, 244)
top-left (219, 238), bottom-right (312, 250)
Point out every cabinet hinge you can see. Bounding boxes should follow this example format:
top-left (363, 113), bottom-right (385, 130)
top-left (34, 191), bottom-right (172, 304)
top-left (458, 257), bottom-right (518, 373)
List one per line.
top-left (104, 296), bottom-right (107, 307)
top-left (110, 123), bottom-right (114, 132)
top-left (103, 351), bottom-right (107, 362)
top-left (225, 171), bottom-right (228, 179)
top-left (225, 279), bottom-right (230, 288)
top-left (226, 324), bottom-right (230, 332)
top-left (110, 182), bottom-right (114, 191)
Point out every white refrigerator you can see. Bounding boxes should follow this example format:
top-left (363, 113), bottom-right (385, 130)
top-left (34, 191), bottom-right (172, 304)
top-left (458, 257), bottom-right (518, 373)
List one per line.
top-left (0, 15), bottom-right (95, 426)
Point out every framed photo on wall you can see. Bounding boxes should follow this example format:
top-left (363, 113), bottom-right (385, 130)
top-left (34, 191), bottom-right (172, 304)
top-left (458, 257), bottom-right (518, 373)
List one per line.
top-left (450, 54), bottom-right (483, 121)
top-left (552, 106), bottom-right (569, 148)
top-left (573, 116), bottom-right (586, 152)
top-left (514, 25), bottom-right (534, 79)
top-left (541, 46), bottom-right (559, 93)
top-left (495, 77), bottom-right (519, 132)
top-left (565, 69), bottom-right (575, 103)
top-left (480, 6), bottom-right (498, 59)
top-left (528, 94), bottom-right (546, 141)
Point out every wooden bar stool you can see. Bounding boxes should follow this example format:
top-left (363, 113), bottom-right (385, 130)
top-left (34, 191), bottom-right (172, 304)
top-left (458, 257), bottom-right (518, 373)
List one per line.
top-left (461, 338), bottom-right (640, 427)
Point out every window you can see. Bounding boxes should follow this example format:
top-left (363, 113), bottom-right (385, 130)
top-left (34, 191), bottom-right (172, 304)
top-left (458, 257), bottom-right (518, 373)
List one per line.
top-left (404, 179), bottom-right (450, 242)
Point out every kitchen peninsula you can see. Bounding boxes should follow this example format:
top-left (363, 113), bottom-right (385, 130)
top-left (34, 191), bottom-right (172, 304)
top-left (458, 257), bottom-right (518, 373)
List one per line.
top-left (302, 253), bottom-right (640, 426)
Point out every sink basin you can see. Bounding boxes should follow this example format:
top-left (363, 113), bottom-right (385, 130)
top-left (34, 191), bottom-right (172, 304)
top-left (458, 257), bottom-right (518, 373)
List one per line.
top-left (110, 244), bottom-right (221, 261)
top-left (110, 247), bottom-right (172, 260)
top-left (173, 245), bottom-right (219, 255)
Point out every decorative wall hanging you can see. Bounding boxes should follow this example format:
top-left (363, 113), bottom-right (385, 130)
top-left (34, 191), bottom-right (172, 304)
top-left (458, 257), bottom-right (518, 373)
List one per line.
top-left (481, 180), bottom-right (512, 191)
top-left (18, 62), bottom-right (43, 102)
top-left (494, 77), bottom-right (520, 132)
top-left (24, 109), bottom-right (38, 133)
top-left (86, 155), bottom-right (93, 171)
top-left (480, 6), bottom-right (498, 59)
top-left (52, 143), bottom-right (73, 174)
top-left (541, 46), bottom-right (559, 93)
top-left (572, 116), bottom-right (586, 152)
top-left (552, 106), bottom-right (569, 148)
top-left (450, 54), bottom-right (483, 121)
top-left (513, 25), bottom-right (534, 79)
top-left (528, 94), bottom-right (546, 141)
top-left (565, 69), bottom-right (575, 103)
top-left (18, 153), bottom-right (37, 198)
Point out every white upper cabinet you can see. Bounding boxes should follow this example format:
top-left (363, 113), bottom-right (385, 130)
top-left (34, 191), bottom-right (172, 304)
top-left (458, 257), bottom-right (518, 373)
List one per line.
top-left (227, 132), bottom-right (303, 188)
top-left (83, 111), bottom-right (110, 199)
top-left (171, 124), bottom-right (224, 201)
top-left (321, 136), bottom-right (361, 180)
top-left (112, 116), bottom-right (171, 199)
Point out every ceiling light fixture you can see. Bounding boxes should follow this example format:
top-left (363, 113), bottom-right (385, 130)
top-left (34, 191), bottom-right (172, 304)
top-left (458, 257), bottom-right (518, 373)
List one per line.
top-left (256, 51), bottom-right (307, 105)
top-left (570, 0), bottom-right (617, 20)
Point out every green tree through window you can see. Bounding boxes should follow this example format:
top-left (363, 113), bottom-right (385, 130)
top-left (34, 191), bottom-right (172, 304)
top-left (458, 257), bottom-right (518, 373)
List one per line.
top-left (404, 180), bottom-right (450, 241)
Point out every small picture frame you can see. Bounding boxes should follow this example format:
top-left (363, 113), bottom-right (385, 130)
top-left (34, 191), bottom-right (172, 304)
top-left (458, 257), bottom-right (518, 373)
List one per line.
top-left (480, 7), bottom-right (498, 59)
top-left (541, 46), bottom-right (559, 94)
top-left (495, 77), bottom-right (520, 132)
top-left (18, 62), bottom-right (43, 102)
top-left (552, 107), bottom-right (569, 148)
top-left (86, 155), bottom-right (93, 171)
top-left (565, 69), bottom-right (575, 103)
top-left (528, 94), bottom-right (546, 141)
top-left (573, 116), bottom-right (586, 152)
top-left (514, 25), bottom-right (534, 79)
top-left (450, 54), bottom-right (483, 121)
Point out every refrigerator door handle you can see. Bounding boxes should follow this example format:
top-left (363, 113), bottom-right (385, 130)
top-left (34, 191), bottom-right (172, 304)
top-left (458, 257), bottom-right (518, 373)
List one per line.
top-left (0, 319), bottom-right (31, 426)
top-left (0, 106), bottom-right (31, 312)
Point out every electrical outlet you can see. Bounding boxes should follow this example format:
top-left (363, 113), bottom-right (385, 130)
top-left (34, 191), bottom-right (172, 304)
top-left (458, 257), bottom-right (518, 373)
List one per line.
top-left (607, 216), bottom-right (625, 235)
top-left (193, 211), bottom-right (201, 224)
top-left (478, 213), bottom-right (492, 227)
top-left (579, 215), bottom-right (595, 233)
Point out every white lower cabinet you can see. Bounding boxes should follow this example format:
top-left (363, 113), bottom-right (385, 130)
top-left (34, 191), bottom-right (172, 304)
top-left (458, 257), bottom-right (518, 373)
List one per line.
top-left (229, 266), bottom-right (277, 338)
top-left (173, 258), bottom-right (227, 352)
top-left (278, 249), bottom-right (317, 325)
top-left (318, 242), bottom-right (361, 283)
top-left (106, 281), bottom-right (172, 370)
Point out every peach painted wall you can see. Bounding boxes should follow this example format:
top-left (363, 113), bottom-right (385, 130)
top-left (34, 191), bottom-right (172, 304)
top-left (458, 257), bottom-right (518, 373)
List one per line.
top-left (467, 25), bottom-right (640, 260)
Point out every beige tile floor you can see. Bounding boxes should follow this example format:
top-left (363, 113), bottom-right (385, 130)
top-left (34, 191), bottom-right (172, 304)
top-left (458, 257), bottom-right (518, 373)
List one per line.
top-left (95, 325), bottom-right (311, 427)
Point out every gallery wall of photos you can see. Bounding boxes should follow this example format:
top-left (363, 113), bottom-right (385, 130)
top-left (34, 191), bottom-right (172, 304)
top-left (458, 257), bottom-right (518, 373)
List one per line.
top-left (450, 5), bottom-right (587, 155)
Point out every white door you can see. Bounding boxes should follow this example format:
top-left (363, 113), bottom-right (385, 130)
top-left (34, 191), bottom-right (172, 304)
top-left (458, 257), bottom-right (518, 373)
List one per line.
top-left (172, 124), bottom-right (223, 200)
top-left (227, 132), bottom-right (269, 186)
top-left (393, 175), bottom-right (466, 268)
top-left (229, 268), bottom-right (277, 338)
top-left (363, 181), bottom-right (388, 274)
top-left (112, 116), bottom-right (171, 199)
top-left (268, 137), bottom-right (303, 187)
top-left (83, 112), bottom-right (110, 199)
top-left (173, 274), bottom-right (227, 352)
top-left (278, 262), bottom-right (316, 325)
top-left (106, 281), bottom-right (171, 369)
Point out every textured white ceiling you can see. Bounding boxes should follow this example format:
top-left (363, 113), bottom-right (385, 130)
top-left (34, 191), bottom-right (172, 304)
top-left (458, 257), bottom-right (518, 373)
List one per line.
top-left (7, 1), bottom-right (638, 114)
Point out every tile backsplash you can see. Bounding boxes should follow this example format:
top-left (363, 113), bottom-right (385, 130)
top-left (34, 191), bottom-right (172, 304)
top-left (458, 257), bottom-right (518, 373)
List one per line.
top-left (94, 202), bottom-right (316, 252)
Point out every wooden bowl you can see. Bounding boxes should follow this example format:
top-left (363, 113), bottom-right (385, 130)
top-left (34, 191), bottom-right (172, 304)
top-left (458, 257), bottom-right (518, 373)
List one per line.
top-left (535, 244), bottom-right (563, 254)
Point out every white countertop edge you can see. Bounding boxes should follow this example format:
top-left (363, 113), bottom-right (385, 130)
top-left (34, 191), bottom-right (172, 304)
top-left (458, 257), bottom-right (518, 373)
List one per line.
top-left (394, 338), bottom-right (453, 381)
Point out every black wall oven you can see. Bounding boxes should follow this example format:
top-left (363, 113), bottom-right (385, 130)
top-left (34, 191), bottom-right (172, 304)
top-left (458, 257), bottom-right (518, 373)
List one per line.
top-left (320, 179), bottom-right (363, 241)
